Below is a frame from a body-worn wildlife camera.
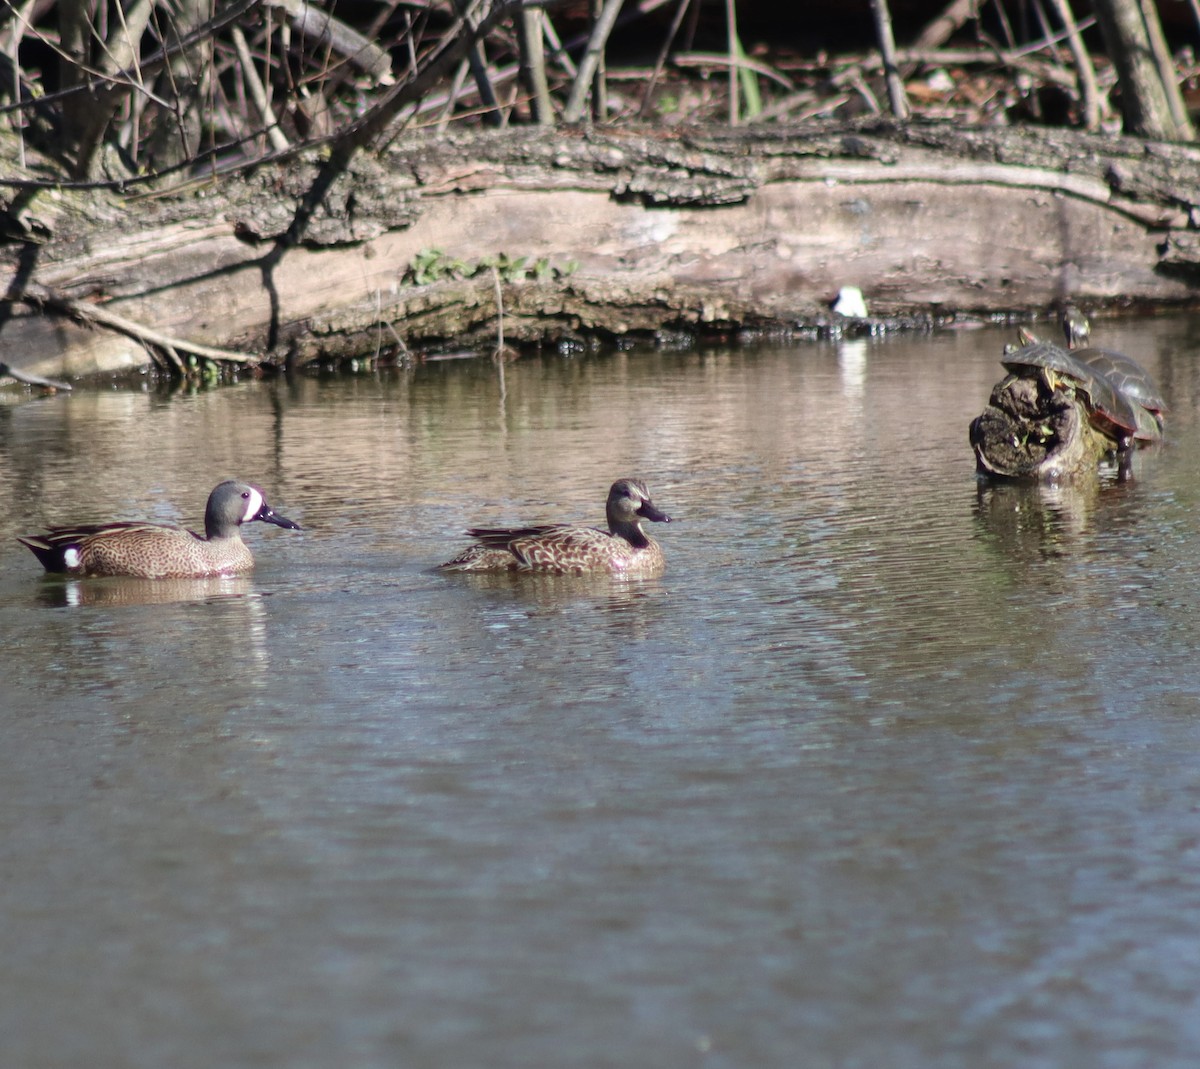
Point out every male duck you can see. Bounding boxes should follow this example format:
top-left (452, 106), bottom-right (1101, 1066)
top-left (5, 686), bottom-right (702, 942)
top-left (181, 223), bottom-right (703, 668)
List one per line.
top-left (440, 478), bottom-right (673, 576)
top-left (19, 480), bottom-right (302, 578)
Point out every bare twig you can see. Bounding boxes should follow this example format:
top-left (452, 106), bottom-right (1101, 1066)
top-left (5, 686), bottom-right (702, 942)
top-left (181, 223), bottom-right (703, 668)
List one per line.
top-left (562, 0), bottom-right (624, 122)
top-left (518, 6), bottom-right (554, 124)
top-left (638, 0), bottom-right (692, 118)
top-left (1139, 0), bottom-right (1193, 137)
top-left (231, 25), bottom-right (290, 152)
top-left (1046, 0), bottom-right (1102, 130)
top-left (491, 267), bottom-right (507, 402)
top-left (0, 362), bottom-right (73, 390)
top-left (590, 0), bottom-right (607, 121)
top-left (24, 286), bottom-right (253, 365)
top-left (914, 0), bottom-right (977, 50)
top-left (262, 0), bottom-right (394, 84)
top-left (671, 52), bottom-right (794, 90)
top-left (868, 0), bottom-right (910, 120)
top-left (540, 11), bottom-right (578, 79)
top-left (492, 266), bottom-right (505, 355)
top-left (2, 0), bottom-right (36, 168)
top-left (436, 58), bottom-right (473, 131)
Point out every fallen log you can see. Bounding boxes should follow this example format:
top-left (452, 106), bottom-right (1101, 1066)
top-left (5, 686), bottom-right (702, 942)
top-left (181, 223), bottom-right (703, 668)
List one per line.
top-left (6, 120), bottom-right (1200, 386)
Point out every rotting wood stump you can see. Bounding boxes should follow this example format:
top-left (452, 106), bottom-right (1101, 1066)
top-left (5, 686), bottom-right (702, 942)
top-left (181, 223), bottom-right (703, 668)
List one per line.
top-left (970, 372), bottom-right (1120, 480)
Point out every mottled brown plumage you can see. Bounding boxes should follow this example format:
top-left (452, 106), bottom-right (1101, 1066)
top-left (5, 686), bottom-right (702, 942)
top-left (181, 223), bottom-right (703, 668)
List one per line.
top-left (18, 480), bottom-right (302, 578)
top-left (440, 478), bottom-right (673, 576)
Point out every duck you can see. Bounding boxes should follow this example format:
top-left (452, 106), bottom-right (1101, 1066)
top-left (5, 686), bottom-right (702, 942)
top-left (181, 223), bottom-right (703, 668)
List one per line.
top-left (440, 478), bottom-right (673, 576)
top-left (18, 480), bottom-right (302, 578)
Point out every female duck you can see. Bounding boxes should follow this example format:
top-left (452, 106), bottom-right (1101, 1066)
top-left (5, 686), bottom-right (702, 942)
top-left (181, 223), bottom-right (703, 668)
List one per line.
top-left (19, 480), bottom-right (302, 579)
top-left (441, 478), bottom-right (673, 576)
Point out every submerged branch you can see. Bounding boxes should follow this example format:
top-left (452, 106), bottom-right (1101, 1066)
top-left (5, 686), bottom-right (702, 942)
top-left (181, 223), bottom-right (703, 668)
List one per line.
top-left (22, 286), bottom-right (254, 365)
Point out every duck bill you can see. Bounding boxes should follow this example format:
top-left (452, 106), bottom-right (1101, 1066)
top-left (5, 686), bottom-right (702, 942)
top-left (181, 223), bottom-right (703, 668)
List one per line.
top-left (637, 500), bottom-right (672, 524)
top-left (254, 504), bottom-right (303, 530)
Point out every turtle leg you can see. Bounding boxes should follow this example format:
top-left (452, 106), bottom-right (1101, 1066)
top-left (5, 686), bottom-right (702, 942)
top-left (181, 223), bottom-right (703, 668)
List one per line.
top-left (1112, 435), bottom-right (1136, 481)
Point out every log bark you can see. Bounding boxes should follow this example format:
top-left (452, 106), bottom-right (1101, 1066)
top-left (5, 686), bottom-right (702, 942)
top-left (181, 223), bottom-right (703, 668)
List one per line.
top-left (7, 119), bottom-right (1200, 385)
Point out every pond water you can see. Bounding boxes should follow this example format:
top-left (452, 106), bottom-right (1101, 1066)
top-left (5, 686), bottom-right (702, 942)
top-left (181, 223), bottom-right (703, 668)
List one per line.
top-left (4, 318), bottom-right (1200, 1067)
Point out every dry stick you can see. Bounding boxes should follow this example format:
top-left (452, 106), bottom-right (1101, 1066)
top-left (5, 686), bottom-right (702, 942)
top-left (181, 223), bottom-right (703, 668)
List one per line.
top-left (637, 0), bottom-right (693, 118)
top-left (683, 0), bottom-right (701, 50)
top-left (466, 38), bottom-right (502, 125)
top-left (1139, 0), bottom-right (1194, 138)
top-left (1094, 0), bottom-right (1191, 140)
top-left (145, 4), bottom-right (204, 167)
top-left (540, 12), bottom-right (578, 78)
top-left (4, 0), bottom-right (36, 169)
top-left (492, 267), bottom-right (505, 356)
top-left (262, 0), bottom-right (393, 83)
top-left (491, 268), bottom-right (506, 404)
top-left (417, 58), bottom-right (531, 126)
top-left (100, 0), bottom-right (154, 79)
top-left (914, 0), bottom-right (977, 50)
top-left (517, 6), bottom-right (554, 124)
top-left (1027, 0), bottom-right (1064, 122)
top-left (436, 57), bottom-right (473, 131)
top-left (230, 25), bottom-right (290, 151)
top-left (989, 0), bottom-right (1018, 49)
top-left (724, 0), bottom-right (738, 124)
top-left (845, 68), bottom-right (882, 114)
top-left (1029, 0), bottom-right (1055, 51)
top-left (868, 0), bottom-right (909, 120)
top-left (1046, 0), bottom-right (1101, 131)
top-left (323, 0), bottom-right (511, 159)
top-left (26, 286), bottom-right (252, 365)
top-left (0, 362), bottom-right (73, 390)
top-left (889, 44), bottom-right (1089, 89)
top-left (672, 52), bottom-right (793, 90)
top-left (590, 0), bottom-right (608, 120)
top-left (451, 0), bottom-right (502, 126)
top-left (2, 0), bottom-right (259, 185)
top-left (562, 0), bottom-right (624, 122)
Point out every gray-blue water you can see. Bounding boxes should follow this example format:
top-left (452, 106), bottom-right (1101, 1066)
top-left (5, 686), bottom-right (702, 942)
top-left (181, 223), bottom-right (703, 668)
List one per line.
top-left (4, 319), bottom-right (1200, 1067)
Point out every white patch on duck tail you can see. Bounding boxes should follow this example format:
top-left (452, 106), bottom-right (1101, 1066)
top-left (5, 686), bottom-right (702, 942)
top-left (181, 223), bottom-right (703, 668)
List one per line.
top-left (63, 547), bottom-right (82, 569)
top-left (240, 487), bottom-right (264, 523)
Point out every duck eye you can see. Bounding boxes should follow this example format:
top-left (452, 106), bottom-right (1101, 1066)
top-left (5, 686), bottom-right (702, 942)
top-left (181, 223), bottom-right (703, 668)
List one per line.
top-left (241, 492), bottom-right (250, 499)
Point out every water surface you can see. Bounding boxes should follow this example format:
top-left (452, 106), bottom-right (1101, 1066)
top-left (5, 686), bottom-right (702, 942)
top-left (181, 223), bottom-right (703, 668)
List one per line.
top-left (3, 320), bottom-right (1200, 1067)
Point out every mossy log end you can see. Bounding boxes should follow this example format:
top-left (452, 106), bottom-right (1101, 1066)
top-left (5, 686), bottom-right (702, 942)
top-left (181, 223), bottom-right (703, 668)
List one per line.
top-left (8, 120), bottom-right (1200, 384)
top-left (969, 373), bottom-right (1125, 480)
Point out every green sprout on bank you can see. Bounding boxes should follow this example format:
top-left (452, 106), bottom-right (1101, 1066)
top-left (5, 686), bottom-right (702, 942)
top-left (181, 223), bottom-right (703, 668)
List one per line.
top-left (405, 249), bottom-right (579, 286)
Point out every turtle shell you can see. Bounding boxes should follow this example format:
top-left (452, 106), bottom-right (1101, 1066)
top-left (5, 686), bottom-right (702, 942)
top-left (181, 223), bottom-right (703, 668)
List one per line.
top-left (1070, 347), bottom-right (1166, 416)
top-left (1002, 340), bottom-right (1140, 440)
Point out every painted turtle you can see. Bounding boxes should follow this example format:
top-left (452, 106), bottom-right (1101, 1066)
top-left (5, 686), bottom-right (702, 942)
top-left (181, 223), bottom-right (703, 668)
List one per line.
top-left (1070, 347), bottom-right (1165, 441)
top-left (1055, 307), bottom-right (1166, 441)
top-left (1059, 305), bottom-right (1091, 348)
top-left (1015, 319), bottom-right (1165, 444)
top-left (1001, 338), bottom-right (1142, 445)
